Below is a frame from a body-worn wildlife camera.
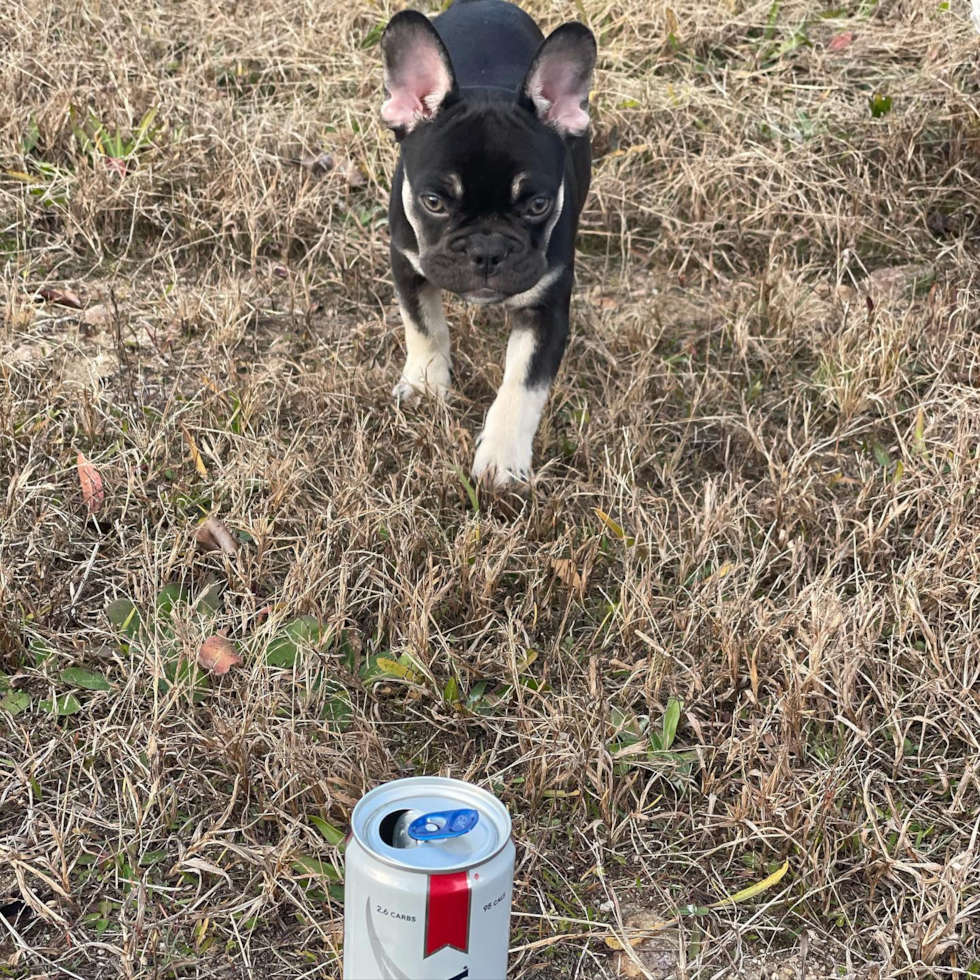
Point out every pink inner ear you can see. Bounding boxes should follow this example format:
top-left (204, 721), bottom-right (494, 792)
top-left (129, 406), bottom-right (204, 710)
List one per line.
top-left (528, 59), bottom-right (590, 136)
top-left (382, 46), bottom-right (453, 131)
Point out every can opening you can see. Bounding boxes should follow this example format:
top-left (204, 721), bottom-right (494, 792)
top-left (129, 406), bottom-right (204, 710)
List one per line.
top-left (378, 809), bottom-right (411, 848)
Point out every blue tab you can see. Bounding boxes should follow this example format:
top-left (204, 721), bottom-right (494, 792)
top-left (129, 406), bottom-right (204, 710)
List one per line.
top-left (407, 808), bottom-right (480, 841)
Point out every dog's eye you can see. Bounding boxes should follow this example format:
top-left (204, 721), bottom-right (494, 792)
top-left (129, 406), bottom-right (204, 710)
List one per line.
top-left (527, 195), bottom-right (552, 217)
top-left (420, 193), bottom-right (446, 214)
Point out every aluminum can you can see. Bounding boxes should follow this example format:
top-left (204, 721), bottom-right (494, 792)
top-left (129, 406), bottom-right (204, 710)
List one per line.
top-left (343, 776), bottom-right (515, 980)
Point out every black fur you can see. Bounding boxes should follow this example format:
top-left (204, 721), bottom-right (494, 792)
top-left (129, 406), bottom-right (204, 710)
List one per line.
top-left (382, 0), bottom-right (596, 480)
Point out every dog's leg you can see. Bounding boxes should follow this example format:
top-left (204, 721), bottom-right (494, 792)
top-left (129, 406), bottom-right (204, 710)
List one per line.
top-left (472, 275), bottom-right (571, 486)
top-left (391, 247), bottom-right (452, 404)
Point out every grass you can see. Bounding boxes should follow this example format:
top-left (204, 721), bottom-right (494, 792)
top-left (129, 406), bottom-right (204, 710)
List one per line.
top-left (1, 0), bottom-right (979, 976)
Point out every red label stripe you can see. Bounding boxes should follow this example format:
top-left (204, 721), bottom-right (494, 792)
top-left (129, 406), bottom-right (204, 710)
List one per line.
top-left (424, 872), bottom-right (470, 957)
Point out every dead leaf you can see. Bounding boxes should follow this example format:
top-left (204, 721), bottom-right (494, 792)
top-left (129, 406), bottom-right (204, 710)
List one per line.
top-left (180, 425), bottom-right (209, 479)
top-left (37, 286), bottom-right (83, 309)
top-left (595, 508), bottom-right (634, 545)
top-left (589, 288), bottom-right (620, 310)
top-left (607, 861), bottom-right (790, 960)
top-left (859, 263), bottom-right (933, 302)
top-left (104, 157), bottom-right (127, 178)
top-left (927, 211), bottom-right (957, 238)
top-left (195, 515), bottom-right (238, 556)
top-left (550, 557), bottom-right (585, 593)
top-left (197, 632), bottom-right (242, 675)
top-left (615, 954), bottom-right (647, 979)
top-left (826, 31), bottom-right (854, 53)
top-left (712, 859), bottom-right (789, 905)
top-left (272, 263), bottom-right (289, 280)
top-left (613, 915), bottom-right (682, 979)
top-left (606, 910), bottom-right (679, 951)
top-left (76, 452), bottom-right (104, 514)
top-left (300, 149), bottom-right (335, 174)
top-left (337, 157), bottom-right (367, 188)
top-left (82, 303), bottom-right (112, 327)
top-left (174, 857), bottom-right (233, 885)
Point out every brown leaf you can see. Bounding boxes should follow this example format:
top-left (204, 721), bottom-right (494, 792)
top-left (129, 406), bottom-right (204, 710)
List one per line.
top-left (272, 263), bottom-right (289, 280)
top-left (37, 286), bottom-right (83, 309)
top-left (927, 211), bottom-right (957, 237)
top-left (83, 303), bottom-right (112, 327)
top-left (588, 288), bottom-right (620, 311)
top-left (550, 557), bottom-right (585, 594)
top-left (197, 632), bottom-right (242, 675)
top-left (180, 425), bottom-right (209, 479)
top-left (195, 515), bottom-right (238, 556)
top-left (337, 157), bottom-right (367, 188)
top-left (827, 31), bottom-right (854, 52)
top-left (300, 149), bottom-right (335, 174)
top-left (76, 452), bottom-right (104, 514)
top-left (104, 157), bottom-right (128, 178)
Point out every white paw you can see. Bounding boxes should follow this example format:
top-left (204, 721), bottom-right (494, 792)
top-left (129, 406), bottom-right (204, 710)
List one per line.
top-left (471, 429), bottom-right (533, 487)
top-left (391, 356), bottom-right (452, 405)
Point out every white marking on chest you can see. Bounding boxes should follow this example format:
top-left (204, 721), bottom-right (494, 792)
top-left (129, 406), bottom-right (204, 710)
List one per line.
top-left (504, 265), bottom-right (564, 310)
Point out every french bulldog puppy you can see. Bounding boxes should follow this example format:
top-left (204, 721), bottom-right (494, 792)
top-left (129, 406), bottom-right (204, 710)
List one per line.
top-left (381, 0), bottom-right (596, 486)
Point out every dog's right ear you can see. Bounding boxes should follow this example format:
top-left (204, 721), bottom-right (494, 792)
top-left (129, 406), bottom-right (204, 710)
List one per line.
top-left (381, 11), bottom-right (458, 136)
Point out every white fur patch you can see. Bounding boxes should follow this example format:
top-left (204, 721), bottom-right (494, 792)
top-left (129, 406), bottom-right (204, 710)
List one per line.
top-left (530, 87), bottom-right (552, 120)
top-left (543, 179), bottom-right (565, 250)
top-left (392, 283), bottom-right (452, 404)
top-left (401, 169), bottom-right (426, 249)
top-left (503, 265), bottom-right (564, 310)
top-left (511, 172), bottom-right (529, 202)
top-left (398, 246), bottom-right (425, 276)
top-left (471, 329), bottom-right (549, 486)
top-left (447, 173), bottom-right (463, 198)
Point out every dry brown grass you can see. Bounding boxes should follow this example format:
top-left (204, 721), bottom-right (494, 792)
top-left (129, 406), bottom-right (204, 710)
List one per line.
top-left (2, 0), bottom-right (980, 976)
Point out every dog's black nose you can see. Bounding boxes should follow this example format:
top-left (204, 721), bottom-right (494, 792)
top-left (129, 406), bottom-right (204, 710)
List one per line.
top-left (466, 233), bottom-right (511, 273)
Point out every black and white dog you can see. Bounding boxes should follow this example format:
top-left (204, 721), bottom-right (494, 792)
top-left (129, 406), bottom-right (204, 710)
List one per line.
top-left (380, 0), bottom-right (596, 486)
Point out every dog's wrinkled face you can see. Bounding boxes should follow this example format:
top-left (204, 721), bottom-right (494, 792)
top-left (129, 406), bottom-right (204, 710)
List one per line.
top-left (381, 11), bottom-right (595, 303)
top-left (400, 103), bottom-right (566, 302)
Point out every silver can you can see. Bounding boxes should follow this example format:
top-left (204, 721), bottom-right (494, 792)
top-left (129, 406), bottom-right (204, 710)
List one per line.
top-left (343, 776), bottom-right (515, 980)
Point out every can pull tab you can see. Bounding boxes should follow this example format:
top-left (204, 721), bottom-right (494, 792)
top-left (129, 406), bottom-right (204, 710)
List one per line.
top-left (407, 808), bottom-right (479, 842)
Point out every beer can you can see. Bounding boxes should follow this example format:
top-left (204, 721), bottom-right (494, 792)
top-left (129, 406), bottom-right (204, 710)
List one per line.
top-left (343, 776), bottom-right (515, 980)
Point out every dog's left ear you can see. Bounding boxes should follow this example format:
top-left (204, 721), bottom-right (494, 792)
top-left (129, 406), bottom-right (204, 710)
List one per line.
top-left (520, 23), bottom-right (597, 138)
top-left (381, 10), bottom-right (458, 135)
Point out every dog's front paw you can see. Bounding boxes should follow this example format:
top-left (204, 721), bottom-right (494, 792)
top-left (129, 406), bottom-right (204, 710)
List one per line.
top-left (392, 356), bottom-right (452, 406)
top-left (471, 429), bottom-right (533, 487)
